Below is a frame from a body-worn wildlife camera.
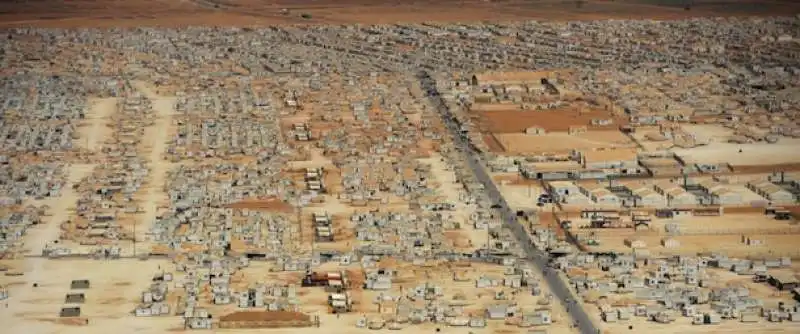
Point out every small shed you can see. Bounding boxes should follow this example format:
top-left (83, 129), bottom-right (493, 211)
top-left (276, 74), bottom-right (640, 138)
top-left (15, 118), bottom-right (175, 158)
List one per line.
top-left (70, 280), bottom-right (90, 289)
top-left (625, 238), bottom-right (647, 249)
top-left (485, 305), bottom-right (507, 320)
top-left (668, 190), bottom-right (699, 206)
top-left (693, 207), bottom-right (723, 216)
top-left (525, 127), bottom-right (546, 135)
top-left (60, 307), bottom-right (81, 317)
top-left (661, 238), bottom-right (680, 248)
top-left (768, 273), bottom-right (799, 291)
top-left (712, 190), bottom-right (743, 206)
top-left (65, 293), bottom-right (86, 304)
top-left (634, 189), bottom-right (666, 207)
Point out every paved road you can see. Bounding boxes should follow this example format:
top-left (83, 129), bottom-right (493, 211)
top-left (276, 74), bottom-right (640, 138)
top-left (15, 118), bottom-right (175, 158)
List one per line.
top-left (418, 71), bottom-right (598, 334)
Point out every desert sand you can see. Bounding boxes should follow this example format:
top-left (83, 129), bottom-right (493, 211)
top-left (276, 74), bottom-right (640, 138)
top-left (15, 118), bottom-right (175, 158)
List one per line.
top-left (0, 0), bottom-right (798, 28)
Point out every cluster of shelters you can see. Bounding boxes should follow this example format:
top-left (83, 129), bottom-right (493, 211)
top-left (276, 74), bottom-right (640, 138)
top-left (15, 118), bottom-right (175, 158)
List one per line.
top-left (0, 206), bottom-right (45, 255)
top-left (746, 180), bottom-right (795, 204)
top-left (349, 259), bottom-right (553, 330)
top-left (0, 76), bottom-right (91, 153)
top-left (351, 211), bottom-right (453, 258)
top-left (552, 251), bottom-right (799, 326)
top-left (0, 158), bottom-right (65, 204)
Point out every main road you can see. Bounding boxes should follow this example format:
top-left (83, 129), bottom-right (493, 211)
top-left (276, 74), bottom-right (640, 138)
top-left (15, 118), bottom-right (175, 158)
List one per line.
top-left (417, 71), bottom-right (598, 334)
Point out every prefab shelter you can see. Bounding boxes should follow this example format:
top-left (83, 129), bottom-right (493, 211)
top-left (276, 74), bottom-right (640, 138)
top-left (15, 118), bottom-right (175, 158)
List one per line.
top-left (625, 238), bottom-right (647, 249)
top-left (747, 181), bottom-right (794, 203)
top-left (662, 238), bottom-right (680, 248)
top-left (469, 317), bottom-right (487, 327)
top-left (667, 189), bottom-right (699, 206)
top-left (712, 189), bottom-right (742, 205)
top-left (634, 189), bottom-right (666, 207)
top-left (65, 293), bottom-right (85, 304)
top-left (485, 305), bottom-right (507, 320)
top-left (60, 307), bottom-right (81, 317)
top-left (547, 181), bottom-right (580, 197)
top-left (602, 310), bottom-right (618, 322)
top-left (588, 189), bottom-right (621, 207)
top-left (526, 310), bottom-right (551, 325)
top-left (768, 273), bottom-right (799, 291)
top-left (581, 148), bottom-right (638, 169)
top-left (564, 194), bottom-right (591, 205)
top-left (741, 312), bottom-right (760, 322)
top-left (70, 280), bottom-right (90, 289)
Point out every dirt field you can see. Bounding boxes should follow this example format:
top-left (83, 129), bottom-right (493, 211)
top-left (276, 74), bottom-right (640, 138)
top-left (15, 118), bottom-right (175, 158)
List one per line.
top-left (494, 131), bottom-right (636, 154)
top-left (478, 108), bottom-right (625, 134)
top-left (0, 259), bottom-right (174, 334)
top-left (672, 139), bottom-right (800, 166)
top-left (0, 0), bottom-right (797, 27)
top-left (74, 98), bottom-right (116, 152)
top-left (225, 197), bottom-right (295, 212)
top-left (581, 228), bottom-right (800, 258)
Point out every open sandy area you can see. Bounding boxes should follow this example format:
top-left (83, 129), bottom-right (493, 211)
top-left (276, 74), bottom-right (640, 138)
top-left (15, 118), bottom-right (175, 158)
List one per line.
top-left (0, 259), bottom-right (174, 334)
top-left (478, 108), bottom-right (624, 133)
top-left (0, 0), bottom-right (798, 27)
top-left (494, 131), bottom-right (636, 154)
top-left (672, 139), bottom-right (800, 166)
top-left (645, 213), bottom-right (798, 235)
top-left (579, 228), bottom-right (800, 258)
top-left (497, 182), bottom-right (546, 211)
top-left (419, 154), bottom-right (487, 251)
top-left (74, 98), bottom-right (116, 152)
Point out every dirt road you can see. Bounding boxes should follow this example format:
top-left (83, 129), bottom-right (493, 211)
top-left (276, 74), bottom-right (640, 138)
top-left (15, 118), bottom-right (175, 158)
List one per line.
top-left (75, 98), bottom-right (116, 152)
top-left (131, 81), bottom-right (174, 254)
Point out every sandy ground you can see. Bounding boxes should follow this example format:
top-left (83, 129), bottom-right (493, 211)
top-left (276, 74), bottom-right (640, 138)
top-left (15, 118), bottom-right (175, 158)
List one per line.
top-left (498, 182), bottom-right (543, 211)
top-left (74, 98), bottom-right (116, 152)
top-left (131, 81), bottom-right (175, 253)
top-left (580, 229), bottom-right (800, 258)
top-left (672, 139), bottom-right (800, 166)
top-left (494, 132), bottom-right (636, 154)
top-left (0, 0), bottom-right (798, 27)
top-left (420, 154), bottom-right (485, 251)
top-left (0, 259), bottom-right (173, 334)
top-left (1, 164), bottom-right (94, 330)
top-left (681, 124), bottom-right (736, 143)
top-left (286, 148), bottom-right (336, 170)
top-left (646, 213), bottom-right (798, 234)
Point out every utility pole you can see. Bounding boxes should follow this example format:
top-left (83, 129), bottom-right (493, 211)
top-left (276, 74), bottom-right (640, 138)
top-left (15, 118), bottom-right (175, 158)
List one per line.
top-left (681, 169), bottom-right (688, 189)
top-left (297, 204), bottom-right (302, 245)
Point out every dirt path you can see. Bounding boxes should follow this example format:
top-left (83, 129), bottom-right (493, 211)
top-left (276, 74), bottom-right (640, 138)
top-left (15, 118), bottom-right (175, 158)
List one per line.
top-left (418, 153), bottom-right (485, 250)
top-left (24, 164), bottom-right (94, 255)
top-left (131, 81), bottom-right (174, 253)
top-left (74, 98), bottom-right (116, 152)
